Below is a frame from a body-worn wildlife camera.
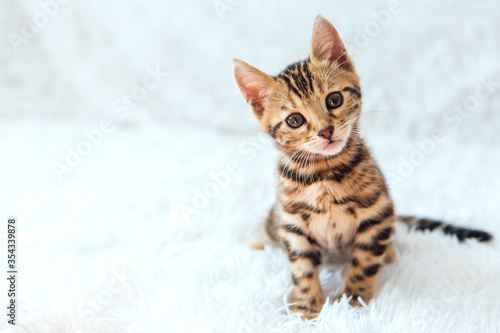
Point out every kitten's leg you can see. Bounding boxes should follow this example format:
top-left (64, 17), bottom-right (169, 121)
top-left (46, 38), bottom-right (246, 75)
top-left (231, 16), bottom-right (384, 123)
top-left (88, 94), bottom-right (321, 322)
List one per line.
top-left (279, 225), bottom-right (324, 319)
top-left (249, 208), bottom-right (279, 250)
top-left (339, 221), bottom-right (394, 306)
top-left (249, 240), bottom-right (264, 250)
top-left (383, 243), bottom-right (396, 265)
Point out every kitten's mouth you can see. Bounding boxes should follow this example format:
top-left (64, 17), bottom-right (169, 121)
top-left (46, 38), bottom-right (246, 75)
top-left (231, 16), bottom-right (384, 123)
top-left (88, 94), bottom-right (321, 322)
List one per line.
top-left (316, 137), bottom-right (347, 155)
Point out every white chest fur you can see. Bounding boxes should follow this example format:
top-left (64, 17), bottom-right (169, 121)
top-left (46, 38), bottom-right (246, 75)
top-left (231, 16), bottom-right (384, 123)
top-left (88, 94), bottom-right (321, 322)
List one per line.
top-left (303, 182), bottom-right (358, 255)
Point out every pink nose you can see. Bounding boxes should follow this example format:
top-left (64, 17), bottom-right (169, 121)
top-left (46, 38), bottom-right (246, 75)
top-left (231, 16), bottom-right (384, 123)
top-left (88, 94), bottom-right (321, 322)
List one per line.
top-left (318, 126), bottom-right (334, 140)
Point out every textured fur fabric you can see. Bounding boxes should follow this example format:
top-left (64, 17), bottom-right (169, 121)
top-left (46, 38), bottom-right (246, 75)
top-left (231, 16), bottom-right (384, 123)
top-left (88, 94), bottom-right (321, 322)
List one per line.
top-left (1, 0), bottom-right (500, 332)
top-left (3, 121), bottom-right (500, 332)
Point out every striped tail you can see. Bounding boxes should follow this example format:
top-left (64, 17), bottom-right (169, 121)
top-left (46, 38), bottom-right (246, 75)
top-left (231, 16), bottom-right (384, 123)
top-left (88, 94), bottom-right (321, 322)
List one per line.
top-left (397, 215), bottom-right (493, 242)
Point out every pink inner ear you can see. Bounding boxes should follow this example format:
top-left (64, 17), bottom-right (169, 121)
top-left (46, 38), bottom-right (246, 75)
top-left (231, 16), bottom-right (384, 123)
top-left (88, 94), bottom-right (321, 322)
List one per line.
top-left (312, 18), bottom-right (350, 70)
top-left (239, 75), bottom-right (267, 102)
top-left (245, 82), bottom-right (267, 118)
top-left (234, 63), bottom-right (269, 118)
top-left (318, 36), bottom-right (347, 66)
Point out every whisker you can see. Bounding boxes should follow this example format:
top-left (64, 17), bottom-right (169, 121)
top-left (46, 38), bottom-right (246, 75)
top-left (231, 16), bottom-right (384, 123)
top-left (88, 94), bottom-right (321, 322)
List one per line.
top-left (281, 149), bottom-right (300, 178)
top-left (295, 150), bottom-right (308, 182)
top-left (361, 110), bottom-right (399, 117)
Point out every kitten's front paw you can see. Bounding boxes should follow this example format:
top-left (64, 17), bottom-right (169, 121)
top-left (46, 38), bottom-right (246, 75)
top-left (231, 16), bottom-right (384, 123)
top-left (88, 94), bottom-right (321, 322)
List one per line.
top-left (289, 289), bottom-right (325, 319)
top-left (289, 304), bottom-right (320, 320)
top-left (336, 289), bottom-right (372, 307)
top-left (348, 296), bottom-right (362, 307)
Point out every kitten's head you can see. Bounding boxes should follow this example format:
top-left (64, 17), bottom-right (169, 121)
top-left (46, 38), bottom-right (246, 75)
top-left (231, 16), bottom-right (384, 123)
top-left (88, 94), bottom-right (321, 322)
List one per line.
top-left (233, 16), bottom-right (361, 157)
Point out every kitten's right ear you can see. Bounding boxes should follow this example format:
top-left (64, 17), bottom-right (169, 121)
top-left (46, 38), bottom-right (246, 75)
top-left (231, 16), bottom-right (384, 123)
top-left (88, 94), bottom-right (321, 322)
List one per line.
top-left (233, 60), bottom-right (273, 119)
top-left (310, 16), bottom-right (354, 71)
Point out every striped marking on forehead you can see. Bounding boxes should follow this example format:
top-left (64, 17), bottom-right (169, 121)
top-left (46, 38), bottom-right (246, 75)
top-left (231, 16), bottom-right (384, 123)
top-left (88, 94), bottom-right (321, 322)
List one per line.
top-left (277, 61), bottom-right (316, 99)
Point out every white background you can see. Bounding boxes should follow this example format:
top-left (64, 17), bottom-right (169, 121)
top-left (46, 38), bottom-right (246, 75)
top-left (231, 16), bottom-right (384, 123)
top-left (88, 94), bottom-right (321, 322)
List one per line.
top-left (1, 0), bottom-right (500, 332)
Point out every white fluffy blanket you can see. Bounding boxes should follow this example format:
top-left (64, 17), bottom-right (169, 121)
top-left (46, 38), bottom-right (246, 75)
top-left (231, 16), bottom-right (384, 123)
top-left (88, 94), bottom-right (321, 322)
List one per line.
top-left (1, 0), bottom-right (499, 332)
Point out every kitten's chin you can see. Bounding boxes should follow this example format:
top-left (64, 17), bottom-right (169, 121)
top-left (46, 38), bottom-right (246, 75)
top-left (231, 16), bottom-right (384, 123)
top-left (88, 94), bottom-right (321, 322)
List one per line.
top-left (313, 138), bottom-right (347, 156)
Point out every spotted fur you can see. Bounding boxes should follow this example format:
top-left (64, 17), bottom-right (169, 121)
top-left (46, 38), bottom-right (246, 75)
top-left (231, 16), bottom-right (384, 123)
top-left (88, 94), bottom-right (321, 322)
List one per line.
top-left (233, 16), bottom-right (493, 319)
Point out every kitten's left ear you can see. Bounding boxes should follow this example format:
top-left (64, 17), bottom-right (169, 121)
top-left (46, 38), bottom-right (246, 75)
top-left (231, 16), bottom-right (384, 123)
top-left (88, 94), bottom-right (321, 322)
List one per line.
top-left (310, 16), bottom-right (354, 71)
top-left (233, 60), bottom-right (273, 119)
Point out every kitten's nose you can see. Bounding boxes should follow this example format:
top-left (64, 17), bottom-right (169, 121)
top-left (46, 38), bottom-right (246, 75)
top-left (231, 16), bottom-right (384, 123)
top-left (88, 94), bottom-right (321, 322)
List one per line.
top-left (318, 126), bottom-right (334, 140)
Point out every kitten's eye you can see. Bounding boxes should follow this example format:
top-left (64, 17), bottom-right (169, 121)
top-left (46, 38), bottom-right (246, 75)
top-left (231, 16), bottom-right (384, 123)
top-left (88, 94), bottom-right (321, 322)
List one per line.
top-left (286, 113), bottom-right (305, 128)
top-left (326, 92), bottom-right (343, 110)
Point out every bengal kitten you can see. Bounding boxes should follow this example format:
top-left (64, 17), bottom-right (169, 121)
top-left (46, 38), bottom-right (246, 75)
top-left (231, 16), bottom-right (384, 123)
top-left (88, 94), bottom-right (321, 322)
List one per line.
top-left (233, 16), bottom-right (492, 319)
